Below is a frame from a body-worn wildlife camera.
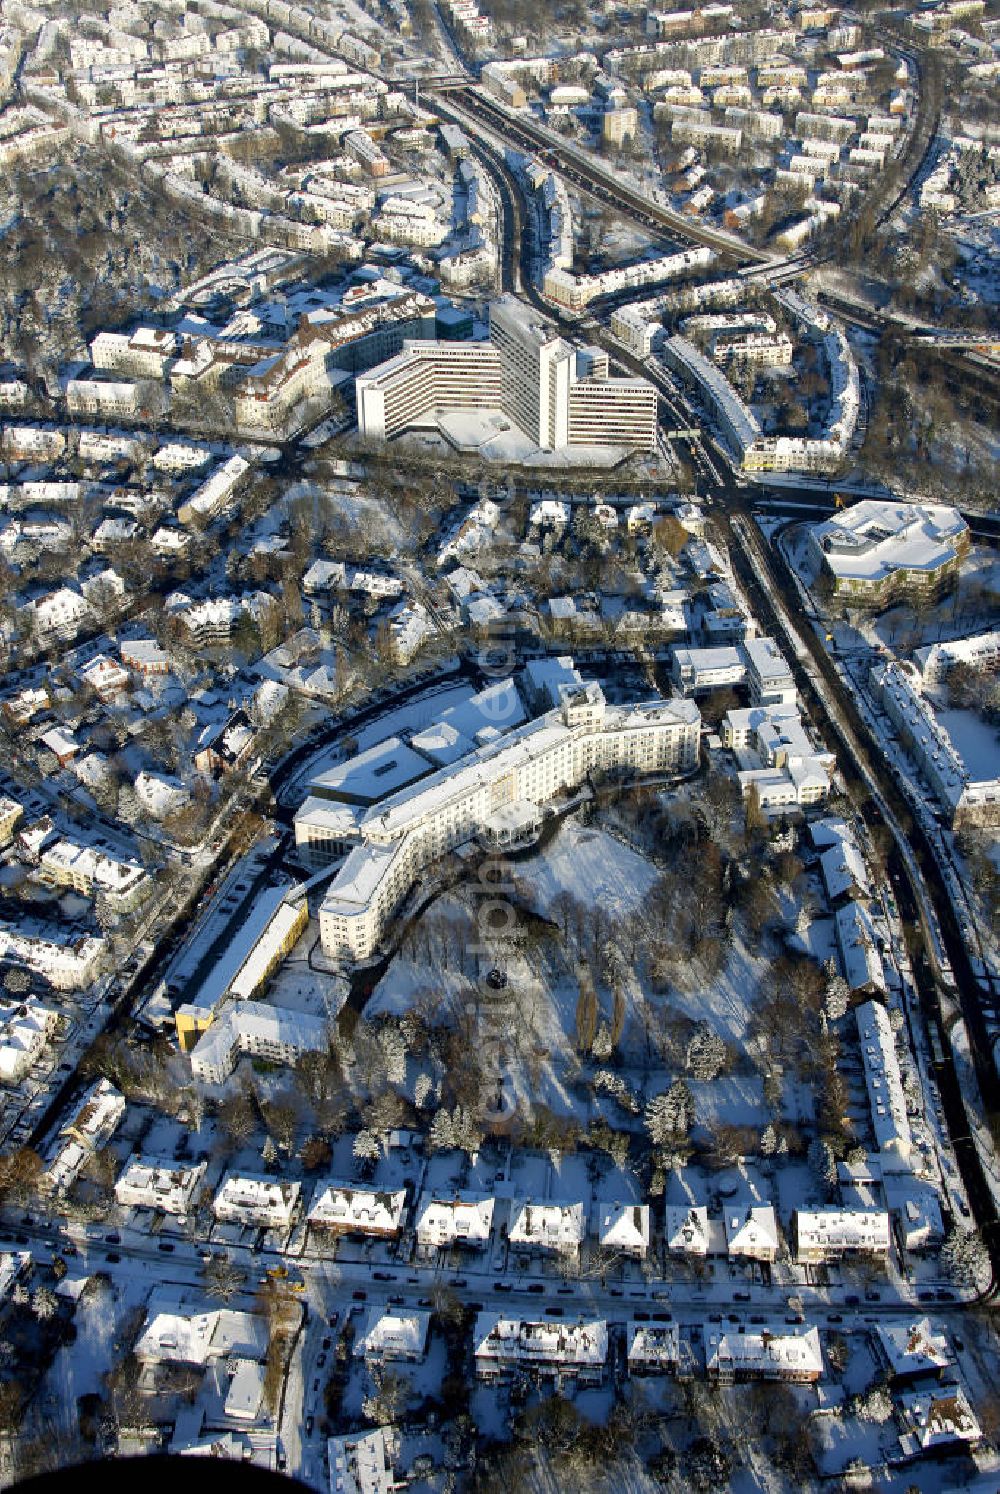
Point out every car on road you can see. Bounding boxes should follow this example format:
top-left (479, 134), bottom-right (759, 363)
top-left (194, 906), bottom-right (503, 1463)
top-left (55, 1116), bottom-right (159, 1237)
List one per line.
top-left (106, 1252), bottom-right (120, 1263)
top-left (372, 1270), bottom-right (395, 1281)
top-left (493, 1282), bottom-right (512, 1293)
top-left (827, 1313), bottom-right (843, 1323)
top-left (351, 1290), bottom-right (367, 1301)
top-left (527, 1282), bottom-right (544, 1293)
top-left (322, 1338), bottom-right (331, 1350)
top-left (157, 1242), bottom-right (174, 1253)
top-left (304, 1417), bottom-right (314, 1437)
top-left (544, 1307), bottom-right (563, 1317)
top-left (316, 1355), bottom-right (326, 1368)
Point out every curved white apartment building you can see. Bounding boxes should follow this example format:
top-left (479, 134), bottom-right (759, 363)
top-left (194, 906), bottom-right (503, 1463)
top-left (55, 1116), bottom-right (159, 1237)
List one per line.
top-left (317, 683), bottom-right (700, 963)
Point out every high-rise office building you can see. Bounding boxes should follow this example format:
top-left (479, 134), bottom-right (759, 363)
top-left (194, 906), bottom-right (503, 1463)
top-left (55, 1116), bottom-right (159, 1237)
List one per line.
top-left (354, 294), bottom-right (659, 453)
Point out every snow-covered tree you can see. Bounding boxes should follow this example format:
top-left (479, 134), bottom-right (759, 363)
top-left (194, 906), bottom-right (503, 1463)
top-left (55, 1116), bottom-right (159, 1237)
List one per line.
top-left (807, 1137), bottom-right (838, 1189)
top-left (451, 1105), bottom-right (483, 1160)
top-left (31, 1287), bottom-right (57, 1322)
top-left (824, 974), bottom-right (851, 1022)
top-left (261, 1135), bottom-right (278, 1170)
top-left (414, 1073), bottom-right (434, 1111)
top-left (856, 1384), bottom-right (893, 1424)
top-left (940, 1226), bottom-right (990, 1291)
top-left (760, 1122), bottom-right (778, 1157)
top-left (685, 1024), bottom-right (727, 1081)
top-left (427, 1109), bottom-right (455, 1151)
top-left (644, 1079), bottom-right (695, 1147)
top-left (376, 1024), bottom-right (406, 1086)
top-left (594, 1070), bottom-right (640, 1114)
top-left (353, 1129), bottom-right (381, 1164)
top-left (601, 942), bottom-right (629, 992)
top-left (591, 1021), bottom-right (614, 1061)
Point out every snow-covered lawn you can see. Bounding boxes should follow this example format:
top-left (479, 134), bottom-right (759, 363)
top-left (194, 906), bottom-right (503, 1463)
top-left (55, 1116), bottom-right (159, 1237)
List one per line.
top-left (515, 822), bottom-right (661, 923)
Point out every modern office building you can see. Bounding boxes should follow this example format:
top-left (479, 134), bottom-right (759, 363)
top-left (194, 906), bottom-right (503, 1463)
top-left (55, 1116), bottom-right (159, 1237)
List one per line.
top-left (810, 500), bottom-right (970, 608)
top-left (355, 294), bottom-right (658, 453)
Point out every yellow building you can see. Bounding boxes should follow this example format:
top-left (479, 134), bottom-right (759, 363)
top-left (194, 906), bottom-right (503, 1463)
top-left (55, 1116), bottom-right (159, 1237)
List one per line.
top-left (175, 885), bottom-right (309, 1053)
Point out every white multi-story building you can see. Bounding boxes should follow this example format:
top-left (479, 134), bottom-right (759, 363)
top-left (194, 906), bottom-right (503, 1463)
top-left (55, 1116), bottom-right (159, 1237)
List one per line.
top-left (595, 1200), bottom-right (651, 1259)
top-left (0, 924), bottom-right (104, 992)
top-left (22, 586), bottom-right (93, 643)
top-left (355, 341), bottom-right (503, 441)
top-left (809, 500), bottom-right (969, 607)
top-left (836, 899), bottom-right (886, 993)
top-left (672, 644), bottom-right (746, 694)
top-left (474, 1313), bottom-right (608, 1384)
top-left (917, 630), bottom-right (1000, 685)
top-left (663, 335), bottom-right (761, 458)
top-left (724, 1203), bottom-right (779, 1261)
top-left (508, 1198), bottom-right (585, 1256)
top-left (327, 1430), bottom-right (394, 1494)
top-left (874, 1318), bottom-right (953, 1382)
top-left (42, 1079), bottom-right (125, 1195)
top-left (318, 684), bottom-right (700, 963)
top-left (414, 1194), bottom-right (495, 1250)
top-left (115, 1156), bottom-right (207, 1216)
top-left (213, 1173), bottom-right (301, 1230)
top-left (307, 1182), bottom-right (407, 1237)
top-left (357, 296), bottom-right (658, 453)
top-left (188, 1001), bottom-right (328, 1086)
top-left (793, 1208), bottom-right (891, 1262)
top-left (355, 1308), bottom-right (431, 1363)
top-left (723, 702), bottom-right (835, 810)
top-left (0, 999), bottom-right (58, 1084)
top-left (743, 636), bottom-right (796, 705)
top-left (177, 455), bottom-right (250, 526)
top-left (706, 1324), bottom-right (823, 1382)
top-left (65, 378), bottom-right (145, 420)
top-left (665, 1204), bottom-right (710, 1256)
top-left (39, 838), bottom-right (147, 908)
top-left (627, 1322), bottom-right (681, 1374)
